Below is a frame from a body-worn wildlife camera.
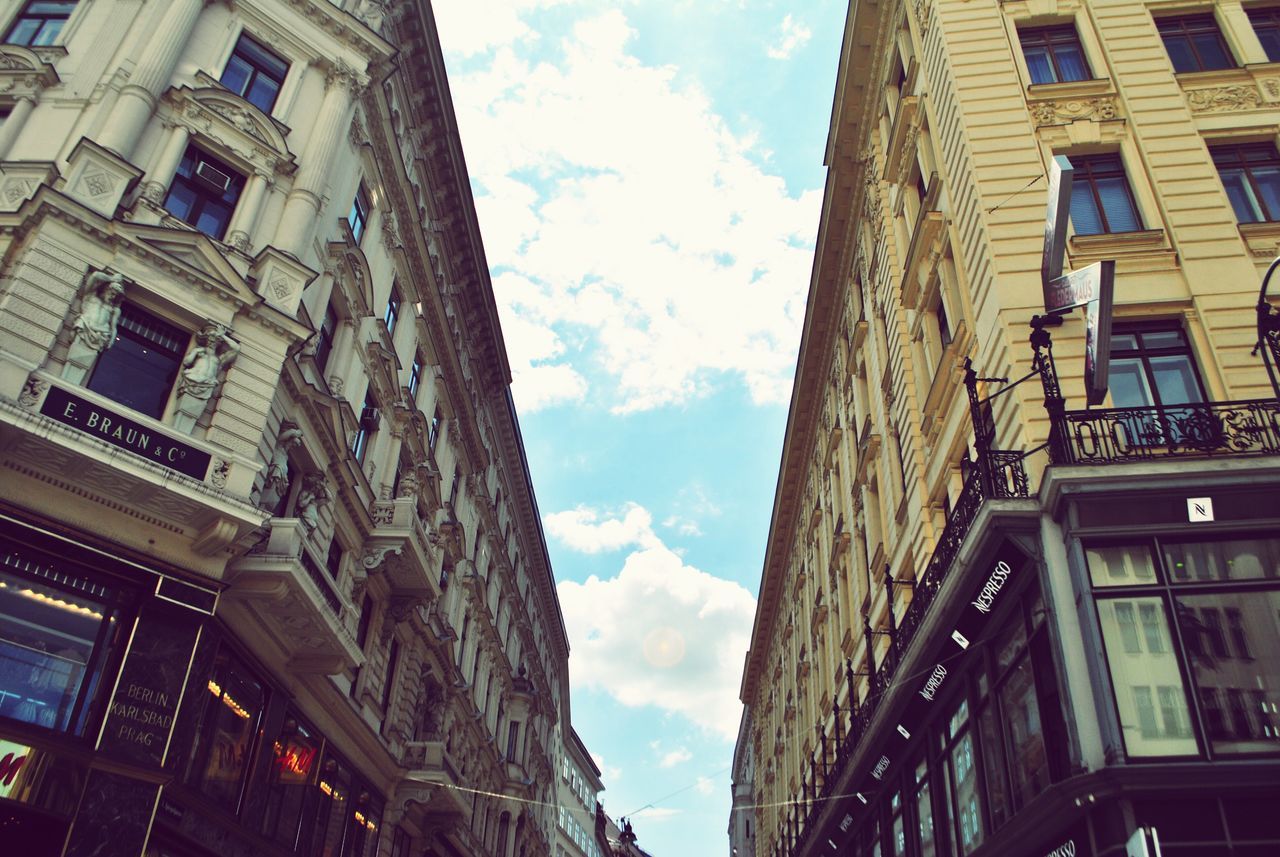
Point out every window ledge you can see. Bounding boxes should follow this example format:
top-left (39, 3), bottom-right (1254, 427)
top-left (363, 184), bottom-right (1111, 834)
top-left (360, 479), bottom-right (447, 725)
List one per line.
top-left (1027, 77), bottom-right (1115, 99)
top-left (1070, 229), bottom-right (1177, 274)
top-left (1174, 67), bottom-right (1247, 86)
top-left (1238, 220), bottom-right (1280, 259)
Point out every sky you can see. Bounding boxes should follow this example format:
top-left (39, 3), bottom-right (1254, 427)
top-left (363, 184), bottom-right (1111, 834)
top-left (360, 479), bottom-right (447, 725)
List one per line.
top-left (430, 1), bottom-right (845, 852)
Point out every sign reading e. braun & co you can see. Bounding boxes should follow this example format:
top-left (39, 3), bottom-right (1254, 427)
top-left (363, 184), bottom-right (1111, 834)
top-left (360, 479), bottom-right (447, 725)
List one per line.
top-left (41, 386), bottom-right (212, 480)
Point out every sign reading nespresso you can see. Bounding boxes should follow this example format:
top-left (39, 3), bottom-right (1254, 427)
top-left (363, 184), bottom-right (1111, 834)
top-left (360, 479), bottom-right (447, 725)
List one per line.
top-left (41, 386), bottom-right (211, 480)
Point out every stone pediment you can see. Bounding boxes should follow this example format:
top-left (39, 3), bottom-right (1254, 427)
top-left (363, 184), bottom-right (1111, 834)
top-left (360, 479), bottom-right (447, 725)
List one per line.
top-left (327, 240), bottom-right (375, 318)
top-left (0, 45), bottom-right (60, 89)
top-left (162, 85), bottom-right (296, 176)
top-left (124, 223), bottom-right (262, 306)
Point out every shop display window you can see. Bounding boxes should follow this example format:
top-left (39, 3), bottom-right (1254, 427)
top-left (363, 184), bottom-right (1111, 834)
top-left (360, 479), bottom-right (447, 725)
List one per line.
top-left (1086, 536), bottom-right (1280, 760)
top-left (261, 714), bottom-right (321, 850)
top-left (0, 550), bottom-right (121, 735)
top-left (184, 647), bottom-right (266, 813)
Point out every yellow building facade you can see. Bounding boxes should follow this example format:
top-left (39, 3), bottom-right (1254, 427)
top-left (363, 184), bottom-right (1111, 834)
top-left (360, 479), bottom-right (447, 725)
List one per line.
top-left (736, 0), bottom-right (1280, 855)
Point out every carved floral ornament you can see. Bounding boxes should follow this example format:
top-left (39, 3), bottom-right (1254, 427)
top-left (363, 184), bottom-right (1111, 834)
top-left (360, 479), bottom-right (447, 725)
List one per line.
top-left (164, 88), bottom-right (294, 177)
top-left (1028, 96), bottom-right (1119, 127)
top-left (1186, 84), bottom-right (1262, 113)
top-left (0, 45), bottom-right (59, 94)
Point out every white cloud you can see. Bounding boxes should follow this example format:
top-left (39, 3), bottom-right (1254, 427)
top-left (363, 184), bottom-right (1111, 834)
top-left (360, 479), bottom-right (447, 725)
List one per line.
top-left (766, 13), bottom-right (813, 60)
top-left (545, 502), bottom-right (661, 554)
top-left (438, 4), bottom-right (818, 413)
top-left (661, 515), bottom-right (703, 537)
top-left (556, 505), bottom-right (756, 738)
top-left (695, 776), bottom-right (715, 796)
top-left (658, 748), bottom-right (692, 768)
top-left (592, 751), bottom-right (623, 783)
top-left (634, 807), bottom-right (682, 822)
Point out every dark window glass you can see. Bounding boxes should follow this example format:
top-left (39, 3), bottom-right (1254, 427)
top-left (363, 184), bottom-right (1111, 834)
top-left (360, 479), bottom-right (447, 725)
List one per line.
top-left (1109, 322), bottom-right (1206, 410)
top-left (408, 354), bottom-right (423, 400)
top-left (325, 540), bottom-right (343, 580)
top-left (1068, 153), bottom-right (1142, 236)
top-left (1250, 7), bottom-right (1280, 62)
top-left (1212, 143), bottom-right (1280, 223)
top-left (1176, 590), bottom-right (1280, 755)
top-left (0, 549), bottom-right (119, 734)
top-left (163, 146), bottom-right (246, 240)
top-left (1164, 537), bottom-right (1280, 583)
top-left (307, 753), bottom-right (352, 857)
top-left (260, 716), bottom-right (320, 850)
top-left (315, 303), bottom-right (338, 375)
top-left (428, 408), bottom-right (441, 453)
top-left (382, 638), bottom-right (399, 713)
top-left (348, 183), bottom-right (370, 243)
top-left (219, 33), bottom-right (288, 114)
top-left (86, 303), bottom-right (188, 419)
top-left (936, 302), bottom-right (952, 349)
top-left (186, 649), bottom-right (266, 813)
top-left (1158, 15), bottom-right (1235, 73)
top-left (353, 392), bottom-right (376, 463)
top-left (1020, 26), bottom-right (1091, 84)
top-left (4, 1), bottom-right (76, 46)
top-left (914, 759), bottom-right (938, 857)
top-left (384, 286), bottom-right (400, 336)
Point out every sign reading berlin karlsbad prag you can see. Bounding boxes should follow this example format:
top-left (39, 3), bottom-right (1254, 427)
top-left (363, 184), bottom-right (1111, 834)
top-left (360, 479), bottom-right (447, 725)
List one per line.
top-left (1042, 155), bottom-right (1116, 406)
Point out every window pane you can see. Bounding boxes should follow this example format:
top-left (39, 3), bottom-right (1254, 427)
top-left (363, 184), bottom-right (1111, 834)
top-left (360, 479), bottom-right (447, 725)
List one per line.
top-left (262, 720), bottom-right (320, 849)
top-left (1024, 47), bottom-right (1056, 84)
top-left (1219, 168), bottom-right (1263, 222)
top-left (246, 77), bottom-right (281, 114)
top-left (1096, 176), bottom-right (1140, 232)
top-left (1191, 31), bottom-right (1232, 70)
top-left (1069, 190), bottom-right (1105, 235)
top-left (0, 566), bottom-right (115, 733)
top-left (977, 704), bottom-right (1010, 828)
top-left (1254, 166), bottom-right (1280, 220)
top-left (221, 55), bottom-right (252, 98)
top-left (1163, 538), bottom-right (1280, 583)
top-left (1149, 355), bottom-right (1204, 405)
top-left (1055, 44), bottom-right (1089, 81)
top-left (1000, 655), bottom-right (1050, 809)
top-left (1085, 544), bottom-right (1157, 586)
top-left (1109, 358), bottom-right (1154, 408)
top-left (86, 326), bottom-right (184, 419)
top-left (1259, 29), bottom-right (1280, 63)
top-left (1163, 37), bottom-right (1199, 73)
top-left (916, 779), bottom-right (938, 857)
top-left (1175, 591), bottom-right (1280, 756)
top-left (950, 732), bottom-right (983, 854)
top-left (1096, 596), bottom-right (1198, 756)
top-left (195, 654), bottom-right (265, 811)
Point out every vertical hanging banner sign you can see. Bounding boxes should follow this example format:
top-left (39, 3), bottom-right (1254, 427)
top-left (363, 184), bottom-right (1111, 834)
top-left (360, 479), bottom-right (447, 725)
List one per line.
top-left (1044, 260), bottom-right (1116, 406)
top-left (1041, 155), bottom-right (1074, 292)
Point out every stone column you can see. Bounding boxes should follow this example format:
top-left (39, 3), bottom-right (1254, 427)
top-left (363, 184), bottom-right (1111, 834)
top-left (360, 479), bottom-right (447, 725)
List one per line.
top-left (225, 170), bottom-right (270, 252)
top-left (326, 318), bottom-right (357, 396)
top-left (1219, 0), bottom-right (1269, 64)
top-left (96, 0), bottom-right (206, 159)
top-left (273, 61), bottom-right (365, 257)
top-left (0, 95), bottom-right (36, 158)
top-left (139, 123), bottom-right (190, 204)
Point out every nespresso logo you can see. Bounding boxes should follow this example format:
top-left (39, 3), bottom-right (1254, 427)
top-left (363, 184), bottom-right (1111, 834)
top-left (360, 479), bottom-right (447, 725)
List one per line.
top-left (1044, 840), bottom-right (1076, 857)
top-left (920, 664), bottom-right (947, 701)
top-left (971, 560), bottom-right (1012, 615)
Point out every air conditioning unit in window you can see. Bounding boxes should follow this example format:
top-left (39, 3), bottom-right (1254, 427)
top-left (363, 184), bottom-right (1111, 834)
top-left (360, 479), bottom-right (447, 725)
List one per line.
top-left (195, 160), bottom-right (233, 193)
top-left (360, 406), bottom-right (381, 433)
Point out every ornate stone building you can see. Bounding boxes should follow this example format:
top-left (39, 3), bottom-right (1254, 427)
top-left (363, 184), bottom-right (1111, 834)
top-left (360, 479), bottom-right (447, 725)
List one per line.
top-left (736, 0), bottom-right (1280, 855)
top-left (0, 2), bottom-right (589, 856)
top-left (553, 727), bottom-right (605, 857)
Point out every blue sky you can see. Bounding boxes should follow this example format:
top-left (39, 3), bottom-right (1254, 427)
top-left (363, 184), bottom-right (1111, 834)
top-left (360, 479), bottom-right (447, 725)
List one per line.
top-left (431, 2), bottom-right (845, 852)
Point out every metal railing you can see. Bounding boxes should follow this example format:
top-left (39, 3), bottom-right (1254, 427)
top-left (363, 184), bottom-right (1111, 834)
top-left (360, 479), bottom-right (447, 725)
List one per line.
top-left (1054, 399), bottom-right (1280, 465)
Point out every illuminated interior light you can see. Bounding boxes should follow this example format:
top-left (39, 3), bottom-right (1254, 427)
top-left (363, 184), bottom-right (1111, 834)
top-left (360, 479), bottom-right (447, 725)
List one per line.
top-left (205, 680), bottom-right (251, 718)
top-left (14, 587), bottom-right (104, 620)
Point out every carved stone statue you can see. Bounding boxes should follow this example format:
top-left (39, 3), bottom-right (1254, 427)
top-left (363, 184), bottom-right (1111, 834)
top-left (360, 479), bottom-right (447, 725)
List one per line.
top-left (172, 323), bottom-right (240, 433)
top-left (419, 673), bottom-right (443, 740)
top-left (259, 424), bottom-right (303, 512)
top-left (296, 472), bottom-right (331, 532)
top-left (396, 466), bottom-right (420, 499)
top-left (63, 270), bottom-right (126, 384)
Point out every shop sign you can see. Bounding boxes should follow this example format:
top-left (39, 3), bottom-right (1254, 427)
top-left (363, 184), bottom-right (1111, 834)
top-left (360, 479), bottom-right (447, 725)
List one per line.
top-left (1044, 840), bottom-right (1078, 857)
top-left (273, 737), bottom-right (318, 784)
top-left (1045, 261), bottom-right (1115, 406)
top-left (41, 386), bottom-right (211, 480)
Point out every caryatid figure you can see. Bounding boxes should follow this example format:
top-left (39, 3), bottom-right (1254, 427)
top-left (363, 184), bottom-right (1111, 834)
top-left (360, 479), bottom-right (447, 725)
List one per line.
top-left (172, 323), bottom-right (240, 433)
top-left (63, 270), bottom-right (127, 384)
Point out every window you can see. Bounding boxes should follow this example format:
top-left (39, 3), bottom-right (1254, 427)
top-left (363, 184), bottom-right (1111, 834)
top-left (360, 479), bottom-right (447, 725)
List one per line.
top-left (1109, 323), bottom-right (1206, 410)
top-left (382, 638), bottom-right (399, 713)
top-left (1085, 537), bottom-right (1280, 759)
top-left (348, 183), bottom-right (370, 243)
top-left (185, 648), bottom-right (266, 813)
top-left (220, 33), bottom-right (288, 114)
top-left (1212, 143), bottom-right (1280, 223)
top-left (163, 146), bottom-right (246, 240)
top-left (353, 391), bottom-right (377, 462)
top-left (315, 303), bottom-right (339, 374)
top-left (1067, 153), bottom-right (1142, 236)
top-left (384, 285), bottom-right (401, 336)
top-left (325, 539), bottom-right (343, 579)
top-left (408, 353), bottom-right (423, 400)
top-left (1157, 15), bottom-right (1235, 73)
top-left (0, 543), bottom-right (121, 734)
top-left (260, 715), bottom-right (320, 850)
top-left (86, 303), bottom-right (188, 420)
top-left (1250, 7), bottom-right (1280, 62)
top-left (428, 408), bottom-right (441, 453)
top-left (4, 1), bottom-right (75, 46)
top-left (1020, 26), bottom-right (1091, 84)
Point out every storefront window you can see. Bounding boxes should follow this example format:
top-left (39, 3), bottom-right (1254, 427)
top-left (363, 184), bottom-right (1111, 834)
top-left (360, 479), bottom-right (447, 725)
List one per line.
top-left (311, 754), bottom-right (352, 857)
top-left (261, 716), bottom-right (321, 851)
top-left (914, 758), bottom-right (938, 857)
top-left (1087, 537), bottom-right (1280, 761)
top-left (945, 698), bottom-right (984, 855)
top-left (184, 649), bottom-right (265, 812)
top-left (0, 555), bottom-right (120, 734)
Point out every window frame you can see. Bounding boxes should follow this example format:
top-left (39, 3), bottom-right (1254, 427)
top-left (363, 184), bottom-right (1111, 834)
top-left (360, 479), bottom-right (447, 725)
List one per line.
top-left (85, 301), bottom-right (190, 421)
top-left (1248, 6), bottom-right (1280, 62)
top-left (315, 302), bottom-right (339, 375)
top-left (4, 1), bottom-right (77, 47)
top-left (163, 145), bottom-right (247, 241)
top-left (408, 353), bottom-right (423, 400)
top-left (1085, 534), bottom-right (1280, 762)
top-left (384, 285), bottom-right (401, 337)
top-left (352, 391), bottom-right (376, 463)
top-left (348, 183), bottom-right (371, 244)
top-left (1067, 152), bottom-right (1144, 236)
top-left (1157, 14), bottom-right (1237, 73)
top-left (1019, 24), bottom-right (1092, 85)
top-left (1108, 320), bottom-right (1209, 410)
top-left (219, 31), bottom-right (289, 115)
top-left (1211, 142), bottom-right (1280, 223)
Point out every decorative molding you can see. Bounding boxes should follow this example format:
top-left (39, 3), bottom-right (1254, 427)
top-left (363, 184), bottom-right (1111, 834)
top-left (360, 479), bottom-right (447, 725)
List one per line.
top-left (1185, 84), bottom-right (1261, 113)
top-left (1028, 96), bottom-right (1119, 126)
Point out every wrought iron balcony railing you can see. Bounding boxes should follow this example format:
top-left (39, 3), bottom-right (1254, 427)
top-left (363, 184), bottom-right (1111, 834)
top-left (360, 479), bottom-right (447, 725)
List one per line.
top-left (1054, 399), bottom-right (1280, 465)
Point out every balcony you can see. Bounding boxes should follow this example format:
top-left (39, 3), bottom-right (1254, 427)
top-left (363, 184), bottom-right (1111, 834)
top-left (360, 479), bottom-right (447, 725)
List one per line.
top-left (222, 518), bottom-right (362, 675)
top-left (1053, 400), bottom-right (1280, 465)
top-left (364, 495), bottom-right (444, 602)
top-left (398, 740), bottom-right (471, 817)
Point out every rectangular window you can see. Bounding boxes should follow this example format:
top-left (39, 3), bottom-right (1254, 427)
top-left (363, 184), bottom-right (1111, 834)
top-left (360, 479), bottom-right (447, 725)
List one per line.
top-left (1020, 26), bottom-right (1091, 84)
top-left (1157, 15), bottom-right (1235, 73)
top-left (0, 546), bottom-right (121, 734)
top-left (325, 539), bottom-right (343, 580)
top-left (260, 715), bottom-right (320, 850)
top-left (315, 303), bottom-right (338, 374)
top-left (1212, 143), bottom-right (1280, 223)
top-left (384, 285), bottom-right (401, 336)
top-left (348, 183), bottom-right (370, 243)
top-left (186, 649), bottom-right (266, 813)
top-left (1249, 7), bottom-right (1280, 62)
top-left (4, 1), bottom-right (76, 46)
top-left (382, 638), bottom-right (399, 712)
top-left (86, 303), bottom-right (188, 420)
top-left (1067, 153), bottom-right (1142, 236)
top-left (428, 408), bottom-right (441, 453)
top-left (220, 33), bottom-right (288, 114)
top-left (163, 146), bottom-right (246, 240)
top-left (408, 353), bottom-right (423, 400)
top-left (1108, 322), bottom-right (1206, 410)
top-left (353, 392), bottom-right (376, 462)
